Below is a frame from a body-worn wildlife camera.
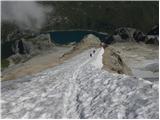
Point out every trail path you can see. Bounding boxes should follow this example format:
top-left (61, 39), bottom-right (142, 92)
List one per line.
top-left (1, 48), bottom-right (158, 119)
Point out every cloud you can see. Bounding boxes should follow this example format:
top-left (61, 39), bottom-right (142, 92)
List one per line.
top-left (1, 1), bottom-right (52, 31)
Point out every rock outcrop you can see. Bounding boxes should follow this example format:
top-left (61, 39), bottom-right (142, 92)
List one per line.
top-left (113, 27), bottom-right (136, 42)
top-left (24, 33), bottom-right (54, 54)
top-left (76, 34), bottom-right (101, 49)
top-left (133, 30), bottom-right (146, 42)
top-left (111, 27), bottom-right (159, 45)
top-left (103, 46), bottom-right (132, 75)
top-left (7, 33), bottom-right (54, 66)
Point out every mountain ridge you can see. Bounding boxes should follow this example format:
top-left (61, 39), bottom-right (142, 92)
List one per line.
top-left (1, 47), bottom-right (158, 119)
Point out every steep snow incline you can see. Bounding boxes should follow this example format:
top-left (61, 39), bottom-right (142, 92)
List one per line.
top-left (1, 47), bottom-right (158, 119)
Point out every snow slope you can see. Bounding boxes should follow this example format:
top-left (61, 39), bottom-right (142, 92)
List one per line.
top-left (1, 47), bottom-right (158, 119)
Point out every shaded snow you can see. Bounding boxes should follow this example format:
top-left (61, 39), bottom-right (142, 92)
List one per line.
top-left (1, 47), bottom-right (159, 119)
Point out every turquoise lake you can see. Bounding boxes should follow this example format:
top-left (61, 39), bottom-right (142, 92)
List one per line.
top-left (49, 30), bottom-right (108, 44)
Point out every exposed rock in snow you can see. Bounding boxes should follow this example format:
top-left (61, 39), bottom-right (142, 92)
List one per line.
top-left (103, 46), bottom-right (132, 75)
top-left (109, 42), bottom-right (159, 82)
top-left (1, 48), bottom-right (158, 119)
top-left (76, 34), bottom-right (101, 49)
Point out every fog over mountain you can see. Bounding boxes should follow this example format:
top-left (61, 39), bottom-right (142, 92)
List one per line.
top-left (1, 1), bottom-right (52, 31)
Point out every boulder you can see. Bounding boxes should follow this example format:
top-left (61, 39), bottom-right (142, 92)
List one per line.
top-left (133, 30), bottom-right (145, 42)
top-left (113, 27), bottom-right (136, 42)
top-left (112, 27), bottom-right (151, 43)
top-left (103, 36), bottom-right (114, 45)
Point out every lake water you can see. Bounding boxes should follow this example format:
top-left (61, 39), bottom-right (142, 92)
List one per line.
top-left (2, 41), bottom-right (15, 59)
top-left (49, 30), bottom-right (108, 44)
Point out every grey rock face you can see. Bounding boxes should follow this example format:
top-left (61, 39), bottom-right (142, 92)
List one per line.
top-left (8, 33), bottom-right (53, 65)
top-left (113, 27), bottom-right (159, 45)
top-left (1, 48), bottom-right (159, 119)
top-left (113, 27), bottom-right (136, 42)
top-left (12, 39), bottom-right (32, 54)
top-left (11, 34), bottom-right (52, 55)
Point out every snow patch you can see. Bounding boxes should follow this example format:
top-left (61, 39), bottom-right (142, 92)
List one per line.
top-left (1, 47), bottom-right (158, 119)
top-left (90, 47), bottom-right (104, 69)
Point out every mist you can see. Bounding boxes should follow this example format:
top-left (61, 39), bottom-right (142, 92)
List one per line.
top-left (1, 1), bottom-right (52, 31)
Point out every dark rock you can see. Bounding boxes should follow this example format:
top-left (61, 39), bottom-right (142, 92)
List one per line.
top-left (113, 27), bottom-right (136, 42)
top-left (133, 30), bottom-right (145, 42)
top-left (103, 36), bottom-right (114, 44)
top-left (112, 27), bottom-right (159, 45)
top-left (12, 39), bottom-right (32, 55)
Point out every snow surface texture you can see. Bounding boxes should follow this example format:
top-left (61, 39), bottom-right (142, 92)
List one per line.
top-left (1, 48), bottom-right (159, 119)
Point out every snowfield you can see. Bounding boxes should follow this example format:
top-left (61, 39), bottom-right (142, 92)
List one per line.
top-left (1, 47), bottom-right (159, 119)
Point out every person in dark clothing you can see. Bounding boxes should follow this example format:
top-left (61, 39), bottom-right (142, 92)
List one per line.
top-left (93, 50), bottom-right (95, 53)
top-left (90, 53), bottom-right (92, 57)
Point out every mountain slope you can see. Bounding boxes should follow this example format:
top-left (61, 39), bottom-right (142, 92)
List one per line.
top-left (1, 47), bottom-right (158, 119)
